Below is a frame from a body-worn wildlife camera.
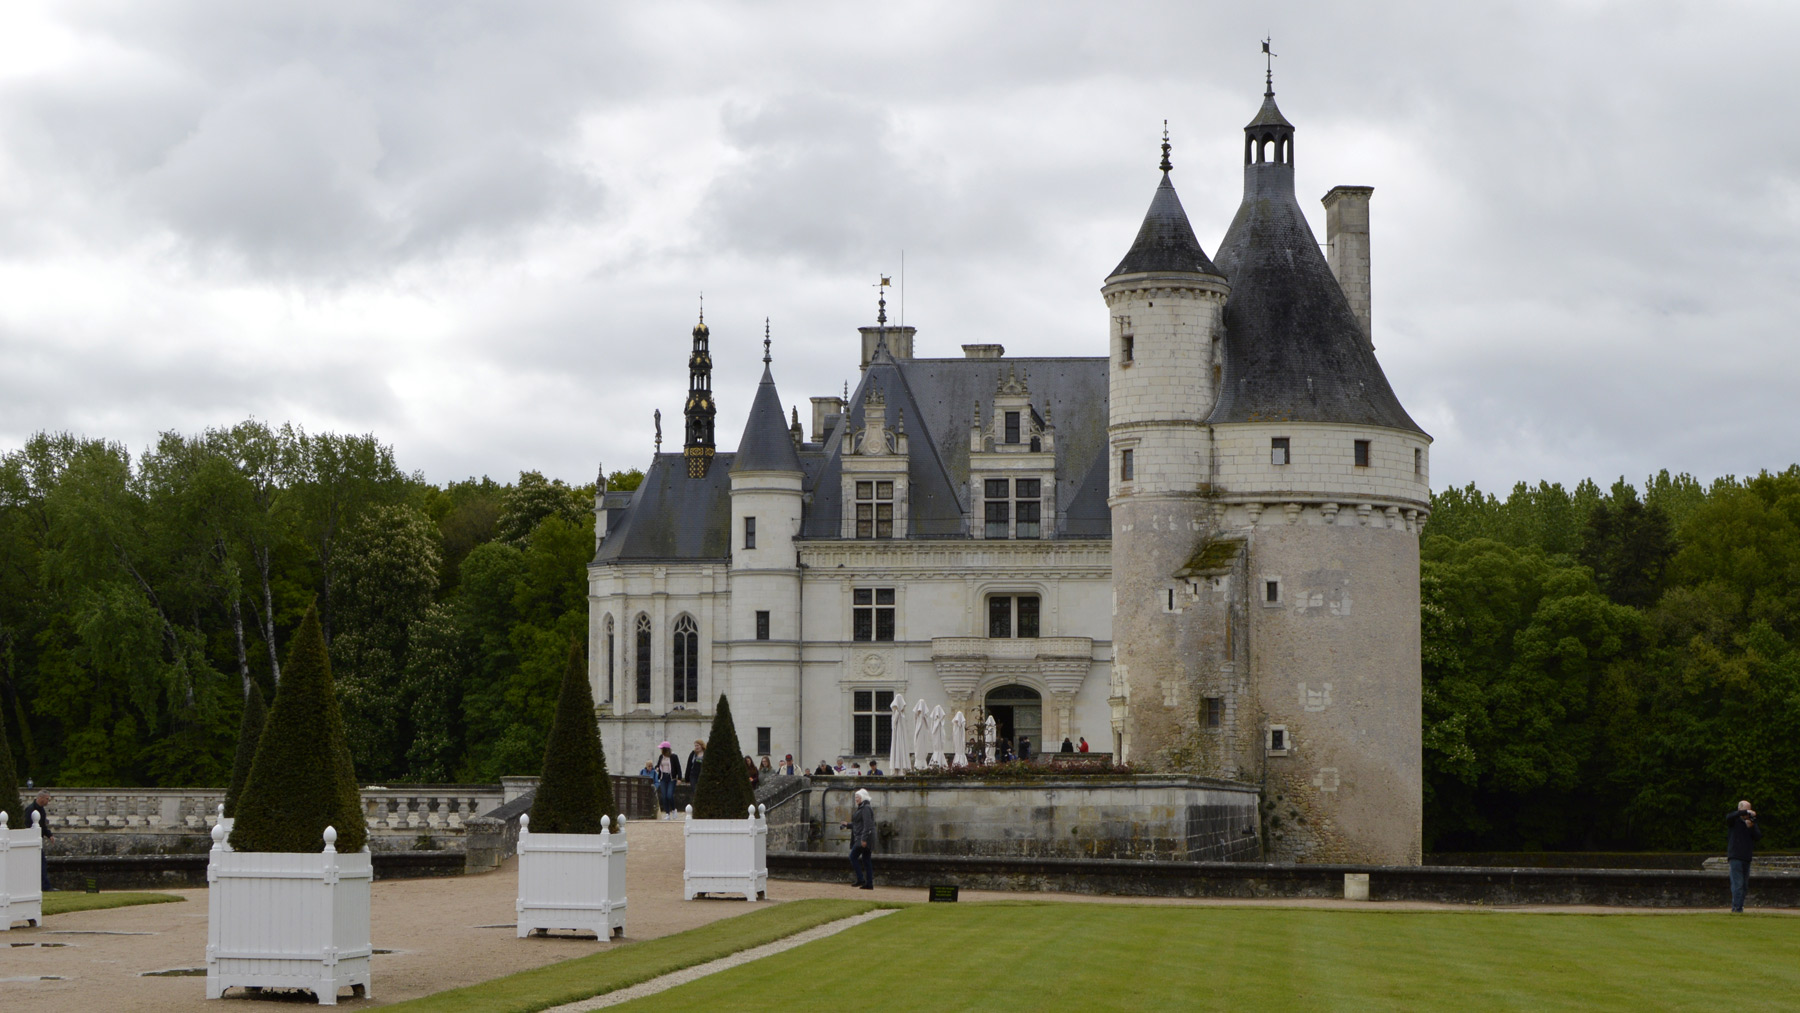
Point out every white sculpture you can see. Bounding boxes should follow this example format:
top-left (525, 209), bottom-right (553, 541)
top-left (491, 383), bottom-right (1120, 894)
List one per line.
top-left (952, 711), bottom-right (968, 767)
top-left (984, 715), bottom-right (998, 764)
top-left (888, 694), bottom-right (908, 774)
top-left (911, 699), bottom-right (927, 769)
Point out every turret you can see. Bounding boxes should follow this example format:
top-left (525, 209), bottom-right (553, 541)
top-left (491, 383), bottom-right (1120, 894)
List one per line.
top-left (729, 324), bottom-right (805, 573)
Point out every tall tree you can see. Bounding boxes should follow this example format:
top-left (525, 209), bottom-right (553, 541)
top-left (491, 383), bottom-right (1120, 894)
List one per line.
top-left (222, 683), bottom-right (267, 818)
top-left (691, 695), bottom-right (756, 819)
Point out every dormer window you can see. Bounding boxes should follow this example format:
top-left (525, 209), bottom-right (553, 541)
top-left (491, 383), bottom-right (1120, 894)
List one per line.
top-left (856, 481), bottom-right (894, 539)
top-left (1005, 412), bottom-right (1021, 444)
top-left (984, 479), bottom-right (1010, 538)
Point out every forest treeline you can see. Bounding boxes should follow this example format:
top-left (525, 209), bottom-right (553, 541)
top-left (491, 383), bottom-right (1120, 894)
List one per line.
top-left (1423, 468), bottom-right (1800, 851)
top-left (3, 421), bottom-right (1797, 852)
top-left (0, 421), bottom-right (639, 789)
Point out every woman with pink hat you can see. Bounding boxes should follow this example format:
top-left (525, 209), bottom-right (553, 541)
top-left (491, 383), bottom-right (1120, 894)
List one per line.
top-left (653, 741), bottom-right (683, 818)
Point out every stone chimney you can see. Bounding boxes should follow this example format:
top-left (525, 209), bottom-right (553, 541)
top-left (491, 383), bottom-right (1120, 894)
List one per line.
top-left (810, 396), bottom-right (846, 442)
top-left (1322, 185), bottom-right (1373, 346)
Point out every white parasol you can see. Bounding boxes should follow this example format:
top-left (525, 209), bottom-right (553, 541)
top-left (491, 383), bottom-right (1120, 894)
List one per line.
top-left (888, 694), bottom-right (908, 774)
top-left (984, 714), bottom-right (998, 764)
top-left (952, 711), bottom-right (968, 766)
top-left (912, 698), bottom-right (927, 769)
top-left (929, 705), bottom-right (946, 767)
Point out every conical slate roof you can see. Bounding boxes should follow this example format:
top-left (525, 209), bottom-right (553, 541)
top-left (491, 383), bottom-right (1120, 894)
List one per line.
top-left (1246, 91), bottom-right (1294, 130)
top-left (1209, 97), bottom-right (1424, 435)
top-left (1109, 172), bottom-right (1220, 278)
top-left (730, 362), bottom-right (804, 473)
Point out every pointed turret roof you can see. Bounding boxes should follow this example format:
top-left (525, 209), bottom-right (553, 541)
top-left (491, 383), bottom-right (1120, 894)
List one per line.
top-left (1108, 132), bottom-right (1220, 279)
top-left (1209, 87), bottom-right (1424, 435)
top-left (730, 347), bottom-right (804, 474)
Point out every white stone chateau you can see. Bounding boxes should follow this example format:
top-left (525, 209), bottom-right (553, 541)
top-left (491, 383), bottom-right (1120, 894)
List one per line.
top-left (589, 78), bottom-right (1430, 864)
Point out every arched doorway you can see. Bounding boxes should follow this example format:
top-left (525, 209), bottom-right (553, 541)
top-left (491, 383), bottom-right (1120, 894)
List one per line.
top-left (983, 684), bottom-right (1042, 757)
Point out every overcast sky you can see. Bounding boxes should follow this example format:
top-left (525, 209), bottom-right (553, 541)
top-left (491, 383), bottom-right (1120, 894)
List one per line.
top-left (3, 1), bottom-right (1796, 496)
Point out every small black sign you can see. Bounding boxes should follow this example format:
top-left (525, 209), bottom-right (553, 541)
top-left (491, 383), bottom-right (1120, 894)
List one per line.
top-left (928, 884), bottom-right (959, 903)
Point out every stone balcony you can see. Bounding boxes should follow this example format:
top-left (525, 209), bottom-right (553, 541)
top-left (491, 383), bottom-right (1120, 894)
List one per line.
top-left (929, 636), bottom-right (1094, 696)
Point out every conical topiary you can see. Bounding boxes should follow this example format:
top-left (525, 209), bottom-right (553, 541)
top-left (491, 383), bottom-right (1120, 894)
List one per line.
top-left (222, 682), bottom-right (268, 819)
top-left (690, 694), bottom-right (757, 819)
top-left (0, 712), bottom-right (25, 831)
top-left (229, 604), bottom-right (367, 853)
top-left (528, 641), bottom-right (617, 833)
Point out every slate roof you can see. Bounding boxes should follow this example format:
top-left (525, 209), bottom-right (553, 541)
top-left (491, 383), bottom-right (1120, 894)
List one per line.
top-left (1207, 95), bottom-right (1425, 435)
top-left (730, 362), bottom-right (805, 474)
top-left (1108, 172), bottom-right (1221, 279)
top-left (593, 452), bottom-right (735, 562)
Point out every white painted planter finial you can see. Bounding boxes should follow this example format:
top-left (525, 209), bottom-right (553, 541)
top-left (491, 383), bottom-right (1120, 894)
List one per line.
top-left (323, 826), bottom-right (338, 854)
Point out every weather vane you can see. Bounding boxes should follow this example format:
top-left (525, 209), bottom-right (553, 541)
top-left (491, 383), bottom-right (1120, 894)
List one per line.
top-left (1160, 119), bottom-right (1172, 173)
top-left (763, 317), bottom-right (771, 364)
top-left (1262, 37), bottom-right (1276, 94)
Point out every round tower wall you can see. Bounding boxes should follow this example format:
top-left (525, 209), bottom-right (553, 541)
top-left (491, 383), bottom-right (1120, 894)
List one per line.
top-left (1103, 275), bottom-right (1228, 431)
top-left (1211, 421), bottom-right (1429, 509)
top-left (1243, 516), bottom-right (1423, 865)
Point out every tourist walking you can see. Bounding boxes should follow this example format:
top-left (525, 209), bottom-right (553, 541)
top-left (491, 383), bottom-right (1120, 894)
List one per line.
top-left (1060, 737), bottom-right (1075, 753)
top-left (686, 739), bottom-right (706, 785)
top-left (654, 742), bottom-right (682, 818)
top-left (759, 755), bottom-right (774, 776)
top-left (1726, 800), bottom-right (1763, 912)
top-left (1019, 736), bottom-right (1033, 761)
top-left (745, 755), bottom-right (760, 788)
top-left (843, 787), bottom-right (875, 889)
top-left (781, 754), bottom-right (797, 775)
top-left (25, 792), bottom-right (53, 891)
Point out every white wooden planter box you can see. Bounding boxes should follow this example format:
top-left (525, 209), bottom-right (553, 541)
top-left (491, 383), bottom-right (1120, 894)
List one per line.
top-left (1, 811), bottom-right (44, 931)
top-left (206, 824), bottom-right (372, 1005)
top-left (515, 813), bottom-right (627, 939)
top-left (682, 804), bottom-right (767, 901)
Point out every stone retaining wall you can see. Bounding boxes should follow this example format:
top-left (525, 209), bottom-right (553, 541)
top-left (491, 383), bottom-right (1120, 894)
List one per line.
top-left (767, 851), bottom-right (1800, 908)
top-left (773, 775), bottom-right (1261, 862)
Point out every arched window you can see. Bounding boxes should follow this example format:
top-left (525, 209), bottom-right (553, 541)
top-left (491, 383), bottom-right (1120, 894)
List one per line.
top-left (604, 615), bottom-right (616, 703)
top-left (672, 615), bottom-right (699, 705)
top-left (635, 614), bottom-right (652, 705)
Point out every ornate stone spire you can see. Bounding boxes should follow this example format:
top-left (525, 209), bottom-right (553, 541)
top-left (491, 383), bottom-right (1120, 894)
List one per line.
top-left (683, 305), bottom-right (716, 478)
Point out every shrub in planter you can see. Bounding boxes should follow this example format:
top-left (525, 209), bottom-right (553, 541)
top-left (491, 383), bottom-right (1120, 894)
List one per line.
top-left (517, 641), bottom-right (627, 938)
top-left (683, 695), bottom-right (766, 901)
top-left (1, 716), bottom-right (41, 931)
top-left (209, 605), bottom-right (372, 1004)
top-left (221, 682), bottom-right (267, 820)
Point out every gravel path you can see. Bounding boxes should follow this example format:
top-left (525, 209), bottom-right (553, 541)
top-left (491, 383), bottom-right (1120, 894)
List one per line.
top-left (545, 909), bottom-right (895, 1011)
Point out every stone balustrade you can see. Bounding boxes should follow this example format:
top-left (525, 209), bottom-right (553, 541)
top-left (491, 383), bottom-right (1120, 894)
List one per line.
top-left (18, 785), bottom-right (505, 839)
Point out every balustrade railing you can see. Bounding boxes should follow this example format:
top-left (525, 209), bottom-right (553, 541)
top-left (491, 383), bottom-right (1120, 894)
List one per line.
top-left (18, 785), bottom-right (507, 835)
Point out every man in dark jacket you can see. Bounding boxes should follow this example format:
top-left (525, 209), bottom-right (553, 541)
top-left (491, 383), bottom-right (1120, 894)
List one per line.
top-left (1726, 800), bottom-right (1763, 912)
top-left (843, 788), bottom-right (875, 889)
top-left (25, 792), bottom-right (54, 891)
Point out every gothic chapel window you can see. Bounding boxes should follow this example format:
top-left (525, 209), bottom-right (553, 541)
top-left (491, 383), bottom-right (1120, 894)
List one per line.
top-left (672, 615), bottom-right (698, 705)
top-left (634, 614), bottom-right (652, 705)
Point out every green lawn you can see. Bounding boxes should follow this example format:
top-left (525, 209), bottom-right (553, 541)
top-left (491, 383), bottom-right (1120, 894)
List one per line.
top-left (42, 891), bottom-right (184, 916)
top-left (610, 902), bottom-right (1800, 1013)
top-left (382, 898), bottom-right (893, 1013)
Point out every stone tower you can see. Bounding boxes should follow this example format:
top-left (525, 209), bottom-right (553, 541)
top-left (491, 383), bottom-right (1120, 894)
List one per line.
top-left (726, 328), bottom-right (806, 758)
top-left (684, 310), bottom-right (717, 478)
top-left (1102, 130), bottom-right (1232, 766)
top-left (1107, 80), bottom-right (1432, 865)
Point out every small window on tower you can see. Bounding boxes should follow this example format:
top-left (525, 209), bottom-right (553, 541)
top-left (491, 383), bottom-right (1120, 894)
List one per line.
top-left (1121, 449), bottom-right (1134, 482)
top-left (1414, 447), bottom-right (1423, 477)
top-left (1354, 440), bottom-right (1371, 468)
top-left (744, 516), bottom-right (756, 549)
top-left (1121, 333), bottom-right (1134, 364)
top-left (1204, 697), bottom-right (1224, 728)
top-left (757, 727), bottom-right (771, 757)
top-left (1264, 579), bottom-right (1282, 605)
top-left (755, 610), bottom-right (770, 641)
top-left (1271, 437), bottom-right (1290, 466)
top-left (1267, 725), bottom-right (1289, 755)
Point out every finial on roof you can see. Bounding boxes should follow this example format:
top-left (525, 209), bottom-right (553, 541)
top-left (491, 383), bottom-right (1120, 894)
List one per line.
top-left (1262, 37), bottom-right (1276, 97)
top-left (698, 292), bottom-right (704, 325)
top-left (654, 409), bottom-right (662, 452)
top-left (763, 318), bottom-right (771, 364)
top-left (843, 379), bottom-right (849, 400)
top-left (1160, 120), bottom-right (1172, 173)
top-left (876, 274), bottom-right (890, 326)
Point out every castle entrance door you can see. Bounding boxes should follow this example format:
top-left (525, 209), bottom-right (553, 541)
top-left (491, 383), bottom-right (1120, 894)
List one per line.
top-left (983, 684), bottom-right (1042, 757)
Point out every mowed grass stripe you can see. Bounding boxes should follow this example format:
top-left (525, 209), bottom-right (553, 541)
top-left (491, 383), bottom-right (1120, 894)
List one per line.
top-left (42, 891), bottom-right (184, 916)
top-left (381, 899), bottom-right (895, 1013)
top-left (607, 903), bottom-right (1800, 1013)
